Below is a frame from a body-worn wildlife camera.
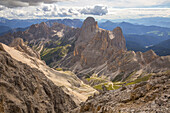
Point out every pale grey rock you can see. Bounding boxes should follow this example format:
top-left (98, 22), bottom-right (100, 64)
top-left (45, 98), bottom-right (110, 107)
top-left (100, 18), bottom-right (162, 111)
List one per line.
top-left (0, 45), bottom-right (77, 113)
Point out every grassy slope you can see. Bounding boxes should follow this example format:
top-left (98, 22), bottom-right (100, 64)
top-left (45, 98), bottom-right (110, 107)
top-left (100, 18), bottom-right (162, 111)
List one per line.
top-left (86, 73), bottom-right (153, 91)
top-left (40, 44), bottom-right (70, 66)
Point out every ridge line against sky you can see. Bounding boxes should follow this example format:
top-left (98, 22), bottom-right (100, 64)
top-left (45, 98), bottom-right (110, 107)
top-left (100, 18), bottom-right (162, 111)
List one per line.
top-left (0, 0), bottom-right (170, 19)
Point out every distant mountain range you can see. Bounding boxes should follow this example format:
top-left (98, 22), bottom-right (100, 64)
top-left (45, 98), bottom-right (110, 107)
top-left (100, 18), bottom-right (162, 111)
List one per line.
top-left (0, 17), bottom-right (170, 56)
top-left (99, 21), bottom-right (170, 39)
top-left (1, 17), bottom-right (169, 113)
top-left (126, 39), bottom-right (170, 56)
top-left (46, 19), bottom-right (83, 28)
top-left (102, 17), bottom-right (170, 28)
top-left (147, 39), bottom-right (170, 56)
top-left (0, 17), bottom-right (82, 35)
top-left (0, 25), bottom-right (11, 34)
top-left (1, 17), bottom-right (169, 81)
top-left (0, 26), bottom-right (28, 36)
top-left (98, 21), bottom-right (170, 56)
top-left (0, 17), bottom-right (48, 28)
top-left (125, 17), bottom-right (170, 28)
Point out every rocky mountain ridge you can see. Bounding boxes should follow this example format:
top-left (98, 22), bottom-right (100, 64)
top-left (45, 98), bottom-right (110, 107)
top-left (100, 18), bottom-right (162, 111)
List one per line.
top-left (58, 17), bottom-right (170, 84)
top-left (0, 17), bottom-right (169, 87)
top-left (0, 39), bottom-right (97, 106)
top-left (0, 17), bottom-right (170, 113)
top-left (0, 43), bottom-right (77, 113)
top-left (0, 21), bottom-right (80, 67)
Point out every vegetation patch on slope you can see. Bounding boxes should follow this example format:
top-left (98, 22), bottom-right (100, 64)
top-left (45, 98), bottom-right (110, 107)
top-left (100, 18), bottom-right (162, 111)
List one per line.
top-left (40, 44), bottom-right (71, 65)
top-left (126, 74), bottom-right (152, 86)
top-left (86, 73), bottom-right (153, 91)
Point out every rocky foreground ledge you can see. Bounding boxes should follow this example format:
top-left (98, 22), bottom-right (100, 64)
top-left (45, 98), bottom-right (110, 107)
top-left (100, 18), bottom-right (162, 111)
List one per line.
top-left (71, 72), bottom-right (170, 113)
top-left (0, 44), bottom-right (77, 113)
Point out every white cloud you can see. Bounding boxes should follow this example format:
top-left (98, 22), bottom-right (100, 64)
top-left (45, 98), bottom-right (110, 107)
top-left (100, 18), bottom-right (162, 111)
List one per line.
top-left (0, 5), bottom-right (6, 10)
top-left (58, 0), bottom-right (170, 8)
top-left (1, 0), bottom-right (170, 9)
top-left (0, 0), bottom-right (170, 19)
top-left (0, 0), bottom-right (69, 8)
top-left (42, 6), bottom-right (52, 11)
top-left (80, 6), bottom-right (108, 15)
top-left (104, 8), bottom-right (170, 19)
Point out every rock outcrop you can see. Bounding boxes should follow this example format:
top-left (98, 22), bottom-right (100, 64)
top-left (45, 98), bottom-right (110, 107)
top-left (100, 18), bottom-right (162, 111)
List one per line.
top-left (59, 17), bottom-right (170, 82)
top-left (59, 17), bottom-right (126, 71)
top-left (0, 21), bottom-right (80, 66)
top-left (10, 38), bottom-right (40, 59)
top-left (0, 42), bottom-right (97, 105)
top-left (0, 17), bottom-right (170, 113)
top-left (72, 72), bottom-right (170, 113)
top-left (0, 16), bottom-right (170, 86)
top-left (0, 44), bottom-right (77, 113)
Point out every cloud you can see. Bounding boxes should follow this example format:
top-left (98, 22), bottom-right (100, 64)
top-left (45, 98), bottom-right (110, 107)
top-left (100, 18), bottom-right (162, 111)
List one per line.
top-left (1, 0), bottom-right (170, 10)
top-left (0, 0), bottom-right (68, 8)
top-left (1, 0), bottom-right (170, 9)
top-left (105, 8), bottom-right (170, 20)
top-left (80, 6), bottom-right (108, 15)
top-left (152, 1), bottom-right (170, 8)
top-left (35, 5), bottom-right (108, 17)
top-left (42, 6), bottom-right (52, 11)
top-left (0, 3), bottom-right (170, 20)
top-left (0, 5), bottom-right (6, 10)
top-left (58, 0), bottom-right (170, 8)
top-left (35, 5), bottom-right (76, 18)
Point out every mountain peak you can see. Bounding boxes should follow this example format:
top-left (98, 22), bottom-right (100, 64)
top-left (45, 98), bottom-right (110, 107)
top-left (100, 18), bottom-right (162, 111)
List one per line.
top-left (76, 17), bottom-right (99, 44)
top-left (112, 27), bottom-right (124, 38)
top-left (39, 22), bottom-right (48, 27)
top-left (82, 17), bottom-right (98, 30)
top-left (112, 27), bottom-right (126, 51)
top-left (105, 20), bottom-right (113, 24)
top-left (69, 18), bottom-right (126, 71)
top-left (112, 27), bottom-right (123, 36)
top-left (84, 17), bottom-right (95, 25)
top-left (113, 26), bottom-right (122, 31)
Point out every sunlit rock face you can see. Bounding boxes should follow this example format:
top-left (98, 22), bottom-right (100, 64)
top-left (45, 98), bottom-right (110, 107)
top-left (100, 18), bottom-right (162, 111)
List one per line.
top-left (59, 17), bottom-right (170, 83)
top-left (60, 17), bottom-right (127, 76)
top-left (0, 20), bottom-right (80, 67)
top-left (0, 43), bottom-right (77, 113)
top-left (0, 16), bottom-right (169, 83)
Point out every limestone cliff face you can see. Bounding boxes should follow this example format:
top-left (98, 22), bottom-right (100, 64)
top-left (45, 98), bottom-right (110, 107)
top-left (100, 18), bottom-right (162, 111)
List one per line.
top-left (0, 41), bottom-right (97, 106)
top-left (112, 27), bottom-right (126, 51)
top-left (73, 17), bottom-right (99, 58)
top-left (0, 17), bottom-right (169, 83)
top-left (0, 44), bottom-right (77, 113)
top-left (59, 17), bottom-right (170, 82)
top-left (78, 27), bottom-right (126, 68)
top-left (75, 17), bottom-right (126, 58)
top-left (61, 17), bottom-right (127, 74)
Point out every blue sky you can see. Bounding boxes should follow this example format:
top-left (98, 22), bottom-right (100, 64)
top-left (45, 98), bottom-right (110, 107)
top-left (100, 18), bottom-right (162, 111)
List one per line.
top-left (0, 0), bottom-right (170, 19)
